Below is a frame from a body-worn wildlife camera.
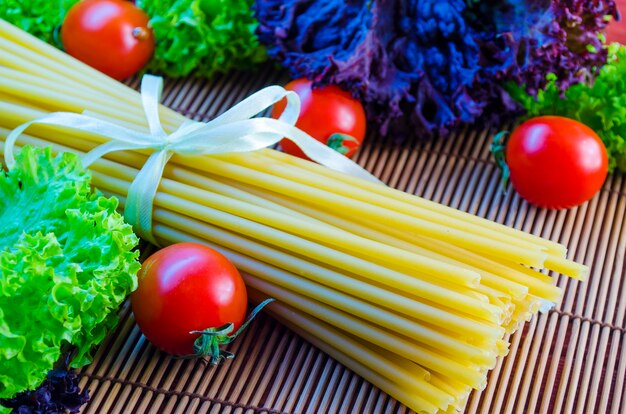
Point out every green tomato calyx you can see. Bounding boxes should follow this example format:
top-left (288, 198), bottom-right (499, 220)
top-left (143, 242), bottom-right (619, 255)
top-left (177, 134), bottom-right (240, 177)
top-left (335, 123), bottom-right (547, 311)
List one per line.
top-left (327, 133), bottom-right (359, 155)
top-left (189, 298), bottom-right (274, 365)
top-left (491, 131), bottom-right (511, 194)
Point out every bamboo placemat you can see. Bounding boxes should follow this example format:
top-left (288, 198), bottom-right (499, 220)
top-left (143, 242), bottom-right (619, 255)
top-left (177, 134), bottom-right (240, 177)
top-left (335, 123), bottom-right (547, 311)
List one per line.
top-left (77, 65), bottom-right (626, 414)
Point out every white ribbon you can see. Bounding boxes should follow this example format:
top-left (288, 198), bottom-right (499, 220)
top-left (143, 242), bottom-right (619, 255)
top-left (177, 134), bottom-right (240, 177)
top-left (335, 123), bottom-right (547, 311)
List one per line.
top-left (4, 75), bottom-right (380, 245)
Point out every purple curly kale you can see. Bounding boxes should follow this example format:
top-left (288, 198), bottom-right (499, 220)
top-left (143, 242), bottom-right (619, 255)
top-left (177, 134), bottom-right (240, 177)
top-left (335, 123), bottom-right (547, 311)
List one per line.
top-left (0, 353), bottom-right (89, 414)
top-left (472, 0), bottom-right (617, 94)
top-left (255, 0), bottom-right (617, 139)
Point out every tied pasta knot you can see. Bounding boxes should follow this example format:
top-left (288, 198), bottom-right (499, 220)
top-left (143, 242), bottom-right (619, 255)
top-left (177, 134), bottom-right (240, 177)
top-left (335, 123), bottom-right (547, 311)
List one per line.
top-left (4, 75), bottom-right (379, 245)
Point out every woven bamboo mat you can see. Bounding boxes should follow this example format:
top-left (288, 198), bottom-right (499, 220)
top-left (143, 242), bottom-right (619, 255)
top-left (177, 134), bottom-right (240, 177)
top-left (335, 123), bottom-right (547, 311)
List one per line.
top-left (77, 65), bottom-right (626, 414)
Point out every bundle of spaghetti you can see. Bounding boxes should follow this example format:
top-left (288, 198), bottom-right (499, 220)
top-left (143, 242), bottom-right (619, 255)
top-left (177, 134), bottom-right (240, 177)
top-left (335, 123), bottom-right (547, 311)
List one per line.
top-left (0, 20), bottom-right (587, 413)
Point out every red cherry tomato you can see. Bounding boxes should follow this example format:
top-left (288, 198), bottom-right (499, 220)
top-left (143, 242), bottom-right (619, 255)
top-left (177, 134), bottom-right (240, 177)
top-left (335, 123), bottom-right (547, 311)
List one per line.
top-left (131, 243), bottom-right (248, 356)
top-left (272, 78), bottom-right (366, 159)
top-left (61, 0), bottom-right (155, 80)
top-left (499, 116), bottom-right (608, 209)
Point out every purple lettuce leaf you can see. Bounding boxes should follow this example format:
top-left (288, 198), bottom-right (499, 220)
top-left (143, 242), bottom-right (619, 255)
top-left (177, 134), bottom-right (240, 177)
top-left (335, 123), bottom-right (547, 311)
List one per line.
top-left (0, 351), bottom-right (89, 414)
top-left (255, 0), bottom-right (617, 139)
top-left (472, 0), bottom-right (617, 94)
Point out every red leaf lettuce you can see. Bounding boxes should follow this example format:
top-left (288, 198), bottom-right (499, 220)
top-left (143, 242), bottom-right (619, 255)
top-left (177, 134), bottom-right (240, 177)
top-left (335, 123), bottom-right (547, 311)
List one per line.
top-left (255, 0), bottom-right (617, 139)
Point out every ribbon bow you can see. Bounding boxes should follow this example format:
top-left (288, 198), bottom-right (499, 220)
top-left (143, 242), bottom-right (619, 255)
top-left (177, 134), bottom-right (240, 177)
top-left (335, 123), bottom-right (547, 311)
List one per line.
top-left (4, 75), bottom-right (379, 244)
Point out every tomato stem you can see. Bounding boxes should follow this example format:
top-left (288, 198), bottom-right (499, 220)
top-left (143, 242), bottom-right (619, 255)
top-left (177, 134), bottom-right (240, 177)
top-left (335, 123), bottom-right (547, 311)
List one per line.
top-left (490, 131), bottom-right (511, 193)
top-left (189, 298), bottom-right (275, 365)
top-left (327, 133), bottom-right (359, 155)
top-left (132, 27), bottom-right (150, 41)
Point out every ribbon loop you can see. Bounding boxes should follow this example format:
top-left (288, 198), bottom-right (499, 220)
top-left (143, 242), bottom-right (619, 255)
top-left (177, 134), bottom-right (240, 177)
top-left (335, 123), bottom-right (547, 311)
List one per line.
top-left (4, 74), bottom-right (380, 244)
top-left (141, 75), bottom-right (167, 138)
top-left (210, 86), bottom-right (301, 127)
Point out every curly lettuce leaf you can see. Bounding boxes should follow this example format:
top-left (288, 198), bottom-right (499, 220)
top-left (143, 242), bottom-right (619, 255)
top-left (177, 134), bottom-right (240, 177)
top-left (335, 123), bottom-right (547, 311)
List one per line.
top-left (255, 0), bottom-right (616, 139)
top-left (0, 146), bottom-right (140, 400)
top-left (509, 44), bottom-right (626, 173)
top-left (137, 0), bottom-right (266, 77)
top-left (0, 0), bottom-right (78, 47)
top-left (470, 0), bottom-right (617, 95)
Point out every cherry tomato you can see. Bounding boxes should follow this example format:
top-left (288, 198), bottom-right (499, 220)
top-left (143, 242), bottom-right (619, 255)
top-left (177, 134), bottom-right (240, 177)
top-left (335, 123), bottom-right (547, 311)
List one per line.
top-left (61, 0), bottom-right (155, 80)
top-left (131, 243), bottom-right (248, 356)
top-left (272, 78), bottom-right (366, 159)
top-left (498, 116), bottom-right (608, 209)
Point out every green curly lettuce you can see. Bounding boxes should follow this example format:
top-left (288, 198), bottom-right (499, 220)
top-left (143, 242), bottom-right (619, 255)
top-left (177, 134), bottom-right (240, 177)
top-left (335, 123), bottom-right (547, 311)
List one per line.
top-left (137, 0), bottom-right (266, 77)
top-left (0, 146), bottom-right (140, 401)
top-left (509, 44), bottom-right (626, 173)
top-left (0, 0), bottom-right (78, 47)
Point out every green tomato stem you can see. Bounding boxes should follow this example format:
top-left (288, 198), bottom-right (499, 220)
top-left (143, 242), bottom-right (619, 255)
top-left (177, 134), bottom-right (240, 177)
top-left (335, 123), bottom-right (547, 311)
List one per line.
top-left (327, 133), bottom-right (359, 155)
top-left (189, 298), bottom-right (275, 365)
top-left (490, 131), bottom-right (511, 194)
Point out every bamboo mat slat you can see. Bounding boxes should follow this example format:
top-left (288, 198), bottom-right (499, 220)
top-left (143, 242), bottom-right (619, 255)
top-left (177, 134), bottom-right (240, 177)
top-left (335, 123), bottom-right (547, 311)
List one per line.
top-left (74, 67), bottom-right (626, 414)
